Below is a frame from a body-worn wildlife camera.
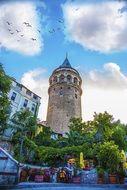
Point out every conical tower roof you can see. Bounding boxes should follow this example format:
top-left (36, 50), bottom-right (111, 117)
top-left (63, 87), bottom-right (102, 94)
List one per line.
top-left (59, 57), bottom-right (72, 68)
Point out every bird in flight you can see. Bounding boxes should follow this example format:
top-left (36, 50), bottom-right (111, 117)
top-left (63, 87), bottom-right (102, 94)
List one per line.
top-left (10, 32), bottom-right (14, 35)
top-left (58, 20), bottom-right (64, 23)
top-left (31, 38), bottom-right (36, 41)
top-left (38, 30), bottom-right (41, 33)
top-left (23, 22), bottom-right (29, 25)
top-left (8, 29), bottom-right (11, 31)
top-left (27, 24), bottom-right (32, 27)
top-left (16, 30), bottom-right (20, 33)
top-left (20, 34), bottom-right (24, 37)
top-left (6, 21), bottom-right (11, 25)
top-left (49, 29), bottom-right (55, 33)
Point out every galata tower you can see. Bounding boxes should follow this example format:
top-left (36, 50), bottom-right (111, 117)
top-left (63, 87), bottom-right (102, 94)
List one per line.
top-left (46, 56), bottom-right (82, 135)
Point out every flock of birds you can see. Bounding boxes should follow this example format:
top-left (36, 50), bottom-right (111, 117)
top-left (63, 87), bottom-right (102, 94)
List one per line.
top-left (1, 7), bottom-right (80, 46)
top-left (5, 7), bottom-right (80, 40)
top-left (6, 18), bottom-right (66, 40)
top-left (6, 21), bottom-right (39, 42)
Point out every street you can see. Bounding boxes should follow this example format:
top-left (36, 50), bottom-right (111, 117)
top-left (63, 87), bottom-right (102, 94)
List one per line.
top-left (0, 183), bottom-right (127, 190)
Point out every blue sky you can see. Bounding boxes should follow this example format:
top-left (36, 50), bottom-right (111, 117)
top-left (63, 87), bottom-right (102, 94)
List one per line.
top-left (1, 0), bottom-right (127, 123)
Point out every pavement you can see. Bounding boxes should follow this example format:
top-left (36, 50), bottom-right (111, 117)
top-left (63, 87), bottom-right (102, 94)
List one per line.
top-left (0, 183), bottom-right (127, 190)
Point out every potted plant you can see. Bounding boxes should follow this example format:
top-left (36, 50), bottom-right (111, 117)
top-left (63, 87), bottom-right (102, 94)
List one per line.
top-left (97, 166), bottom-right (105, 184)
top-left (72, 167), bottom-right (81, 184)
top-left (117, 167), bottom-right (125, 184)
top-left (108, 168), bottom-right (117, 184)
top-left (35, 169), bottom-right (44, 182)
top-left (96, 142), bottom-right (121, 184)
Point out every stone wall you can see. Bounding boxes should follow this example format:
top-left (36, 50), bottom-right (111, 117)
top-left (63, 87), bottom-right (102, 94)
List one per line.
top-left (47, 68), bottom-right (82, 135)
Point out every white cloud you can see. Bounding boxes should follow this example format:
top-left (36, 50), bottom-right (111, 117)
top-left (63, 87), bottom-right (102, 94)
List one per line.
top-left (85, 62), bottom-right (127, 90)
top-left (0, 1), bottom-right (43, 55)
top-left (62, 1), bottom-right (127, 53)
top-left (21, 69), bottom-right (48, 120)
top-left (82, 62), bottom-right (127, 123)
top-left (21, 63), bottom-right (127, 124)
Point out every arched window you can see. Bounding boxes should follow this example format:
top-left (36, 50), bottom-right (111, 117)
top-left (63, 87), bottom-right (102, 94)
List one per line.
top-left (59, 74), bottom-right (65, 82)
top-left (53, 76), bottom-right (58, 83)
top-left (67, 75), bottom-right (72, 82)
top-left (79, 81), bottom-right (81, 86)
top-left (74, 77), bottom-right (78, 84)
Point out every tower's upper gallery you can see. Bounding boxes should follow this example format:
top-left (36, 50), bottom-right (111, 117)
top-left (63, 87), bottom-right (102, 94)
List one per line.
top-left (49, 57), bottom-right (82, 87)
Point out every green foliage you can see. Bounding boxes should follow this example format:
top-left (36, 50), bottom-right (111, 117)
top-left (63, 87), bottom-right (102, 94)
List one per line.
top-left (96, 141), bottom-right (121, 174)
top-left (34, 126), bottom-right (54, 146)
top-left (0, 64), bottom-right (12, 133)
top-left (92, 111), bottom-right (115, 141)
top-left (96, 166), bottom-right (105, 177)
top-left (11, 109), bottom-right (38, 161)
top-left (112, 125), bottom-right (127, 150)
top-left (12, 111), bottom-right (127, 169)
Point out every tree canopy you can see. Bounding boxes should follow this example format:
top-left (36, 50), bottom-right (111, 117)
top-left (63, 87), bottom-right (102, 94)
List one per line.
top-left (0, 64), bottom-right (11, 133)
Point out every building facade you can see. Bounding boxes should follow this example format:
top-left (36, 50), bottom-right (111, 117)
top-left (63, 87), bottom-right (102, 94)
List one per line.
top-left (46, 57), bottom-right (82, 135)
top-left (8, 79), bottom-right (41, 118)
top-left (2, 78), bottom-right (41, 139)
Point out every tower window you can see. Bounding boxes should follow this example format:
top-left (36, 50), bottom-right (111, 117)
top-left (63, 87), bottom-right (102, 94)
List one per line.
top-left (68, 87), bottom-right (71, 90)
top-left (59, 91), bottom-right (63, 96)
top-left (75, 94), bottom-right (77, 99)
top-left (67, 75), bottom-right (72, 82)
top-left (54, 88), bottom-right (55, 91)
top-left (60, 87), bottom-right (63, 89)
top-left (53, 76), bottom-right (58, 83)
top-left (23, 99), bottom-right (28, 107)
top-left (11, 92), bottom-right (17, 101)
top-left (74, 77), bottom-right (78, 84)
top-left (59, 74), bottom-right (65, 82)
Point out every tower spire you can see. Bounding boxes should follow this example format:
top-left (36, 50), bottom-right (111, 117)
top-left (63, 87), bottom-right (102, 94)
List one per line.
top-left (66, 52), bottom-right (68, 59)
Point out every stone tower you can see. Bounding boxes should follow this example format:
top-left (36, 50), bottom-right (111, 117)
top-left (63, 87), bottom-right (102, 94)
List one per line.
top-left (46, 56), bottom-right (82, 135)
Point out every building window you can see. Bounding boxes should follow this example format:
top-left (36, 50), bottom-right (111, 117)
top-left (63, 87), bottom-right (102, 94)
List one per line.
top-left (31, 103), bottom-right (36, 112)
top-left (67, 75), bottom-right (72, 82)
top-left (16, 83), bottom-right (22, 90)
top-left (68, 87), bottom-right (71, 90)
top-left (33, 94), bottom-right (38, 100)
top-left (23, 99), bottom-right (28, 107)
top-left (11, 92), bottom-right (17, 101)
top-left (26, 89), bottom-right (32, 96)
top-left (60, 87), bottom-right (63, 89)
top-left (59, 74), bottom-right (65, 82)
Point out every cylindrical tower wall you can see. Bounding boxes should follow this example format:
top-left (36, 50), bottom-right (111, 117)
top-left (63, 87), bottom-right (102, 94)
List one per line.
top-left (46, 67), bottom-right (82, 135)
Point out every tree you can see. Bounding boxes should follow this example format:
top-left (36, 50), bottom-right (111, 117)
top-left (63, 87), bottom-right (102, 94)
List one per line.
top-left (11, 109), bottom-right (38, 161)
top-left (96, 141), bottom-right (122, 173)
top-left (112, 124), bottom-right (127, 151)
top-left (0, 64), bottom-right (11, 133)
top-left (34, 126), bottom-right (54, 146)
top-left (92, 111), bottom-right (116, 141)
